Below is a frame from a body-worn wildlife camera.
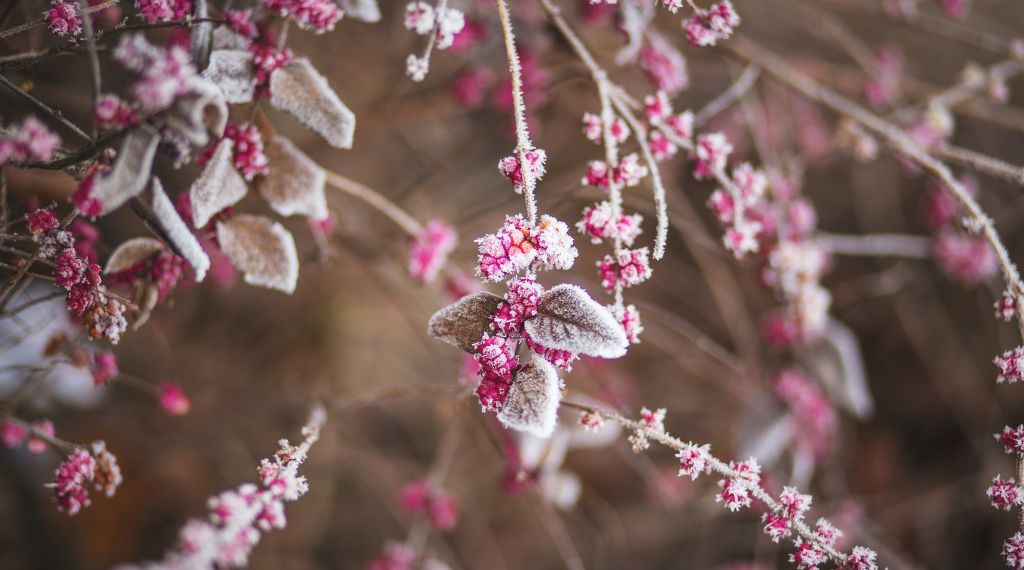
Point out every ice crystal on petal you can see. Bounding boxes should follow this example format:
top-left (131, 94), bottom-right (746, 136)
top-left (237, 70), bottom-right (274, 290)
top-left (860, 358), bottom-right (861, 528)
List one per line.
top-left (996, 347), bottom-right (1024, 384)
top-left (676, 443), bottom-right (710, 479)
top-left (988, 475), bottom-right (1023, 511)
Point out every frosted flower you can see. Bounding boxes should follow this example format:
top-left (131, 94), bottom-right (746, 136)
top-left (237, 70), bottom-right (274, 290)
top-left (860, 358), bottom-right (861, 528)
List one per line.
top-left (91, 440), bottom-right (122, 498)
top-left (762, 513), bottom-right (791, 543)
top-left (405, 55), bottom-right (429, 82)
top-left (579, 411), bottom-right (604, 431)
top-left (988, 476), bottom-right (1023, 511)
top-left (790, 539), bottom-right (828, 570)
top-left (475, 214), bottom-right (536, 282)
top-left (434, 7), bottom-right (466, 50)
top-left (996, 291), bottom-right (1018, 322)
top-left (94, 95), bottom-right (138, 130)
top-left (523, 330), bottom-right (578, 371)
top-left (498, 148), bottom-right (547, 193)
top-left (409, 219), bottom-right (457, 283)
top-left (639, 35), bottom-right (688, 95)
top-left (676, 443), bottom-right (710, 480)
top-left (0, 117), bottom-right (61, 166)
top-left (263, 0), bottom-right (342, 33)
top-left (1004, 533), bottom-right (1024, 570)
top-left (814, 517), bottom-right (841, 546)
top-left (27, 208), bottom-right (59, 235)
top-left (251, 43), bottom-right (293, 92)
top-left (577, 202), bottom-right (643, 246)
top-left (404, 2), bottom-right (435, 35)
top-left (644, 91), bottom-right (673, 124)
top-left (582, 160), bottom-right (611, 188)
top-left (582, 112), bottom-right (603, 142)
top-left (613, 303), bottom-right (644, 344)
top-left (159, 382), bottom-right (191, 415)
top-left (226, 10), bottom-right (259, 39)
top-left (613, 153), bottom-right (649, 187)
top-left (639, 407), bottom-right (666, 433)
top-left (648, 130), bottom-right (678, 160)
top-left (491, 277), bottom-right (544, 335)
top-left (694, 132), bottom-right (732, 179)
top-left (27, 420), bottom-right (55, 454)
top-left (136, 0), bottom-right (192, 24)
top-left (665, 111), bottom-right (694, 141)
top-left (997, 425), bottom-right (1024, 455)
top-left (716, 477), bottom-right (752, 511)
top-left (684, 1), bottom-right (740, 47)
top-left (50, 449), bottom-right (96, 515)
top-left (934, 231), bottom-right (997, 284)
top-left (732, 163), bottom-right (767, 205)
top-left (846, 546), bottom-right (879, 570)
top-left (369, 542), bottom-right (415, 570)
top-left (473, 334), bottom-right (516, 381)
top-left (534, 215), bottom-right (578, 271)
top-left (46, 1), bottom-right (82, 37)
top-left (707, 189), bottom-right (735, 224)
top-left (202, 123), bottom-right (269, 180)
top-left (722, 218), bottom-right (762, 257)
top-left (597, 248), bottom-right (652, 292)
top-left (114, 35), bottom-right (196, 111)
top-left (995, 348), bottom-right (1024, 384)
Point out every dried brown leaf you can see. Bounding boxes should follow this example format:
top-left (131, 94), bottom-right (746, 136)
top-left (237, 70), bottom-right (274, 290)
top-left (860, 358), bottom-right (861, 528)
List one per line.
top-left (190, 139), bottom-right (249, 229)
top-left (216, 214), bottom-right (299, 294)
top-left (269, 58), bottom-right (356, 149)
top-left (524, 284), bottom-right (628, 358)
top-left (497, 356), bottom-right (562, 438)
top-left (427, 291), bottom-right (504, 353)
top-left (104, 237), bottom-right (165, 274)
top-left (256, 136), bottom-right (328, 219)
top-left (91, 125), bottom-right (161, 216)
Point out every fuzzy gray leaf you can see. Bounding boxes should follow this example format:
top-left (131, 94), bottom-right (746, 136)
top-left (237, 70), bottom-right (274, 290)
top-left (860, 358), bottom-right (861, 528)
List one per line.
top-left (216, 214), bottom-right (299, 294)
top-left (497, 356), bottom-right (562, 438)
top-left (166, 77), bottom-right (228, 148)
top-left (270, 58), bottom-right (356, 149)
top-left (91, 125), bottom-right (161, 216)
top-left (426, 291), bottom-right (504, 353)
top-left (202, 49), bottom-right (255, 104)
top-left (190, 139), bottom-right (248, 229)
top-left (256, 136), bottom-right (328, 219)
top-left (104, 237), bottom-right (165, 275)
top-left (135, 178), bottom-right (210, 281)
top-left (338, 0), bottom-right (381, 22)
top-left (524, 284), bottom-right (628, 358)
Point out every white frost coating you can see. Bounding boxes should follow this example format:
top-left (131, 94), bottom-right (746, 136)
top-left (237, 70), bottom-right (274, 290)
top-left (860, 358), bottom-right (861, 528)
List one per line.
top-left (104, 237), bottom-right (166, 274)
top-left (524, 284), bottom-right (628, 358)
top-left (211, 26), bottom-right (251, 50)
top-left (142, 178), bottom-right (210, 282)
top-left (216, 214), bottom-right (299, 294)
top-left (256, 136), bottom-right (329, 220)
top-left (497, 356), bottom-right (562, 438)
top-left (338, 0), bottom-right (381, 22)
top-left (427, 291), bottom-right (504, 353)
top-left (269, 58), bottom-right (356, 149)
top-left (190, 139), bottom-right (249, 229)
top-left (167, 77), bottom-right (229, 148)
top-left (91, 125), bottom-right (161, 216)
top-left (202, 49), bottom-right (256, 104)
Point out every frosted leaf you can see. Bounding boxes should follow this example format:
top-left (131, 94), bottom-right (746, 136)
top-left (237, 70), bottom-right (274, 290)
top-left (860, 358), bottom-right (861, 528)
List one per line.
top-left (91, 125), bottom-right (161, 216)
top-left (427, 291), bottom-right (504, 353)
top-left (338, 0), bottom-right (381, 22)
top-left (497, 356), bottom-right (562, 438)
top-left (212, 26), bottom-right (250, 50)
top-left (104, 237), bottom-right (165, 274)
top-left (216, 214), bottom-right (299, 294)
top-left (202, 49), bottom-right (255, 104)
top-left (269, 58), bottom-right (356, 149)
top-left (256, 136), bottom-right (329, 220)
top-left (524, 284), bottom-right (628, 358)
top-left (190, 139), bottom-right (249, 229)
top-left (166, 77), bottom-right (228, 148)
top-left (134, 178), bottom-right (210, 281)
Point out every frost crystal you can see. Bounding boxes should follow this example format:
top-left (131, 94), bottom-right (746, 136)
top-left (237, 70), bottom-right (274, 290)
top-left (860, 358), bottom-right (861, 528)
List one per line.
top-left (524, 284), bottom-right (629, 358)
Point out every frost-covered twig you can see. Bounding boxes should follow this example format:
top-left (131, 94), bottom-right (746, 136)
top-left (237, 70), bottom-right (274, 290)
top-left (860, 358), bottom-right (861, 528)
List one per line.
top-left (693, 64), bottom-right (761, 127)
top-left (496, 0), bottom-right (539, 224)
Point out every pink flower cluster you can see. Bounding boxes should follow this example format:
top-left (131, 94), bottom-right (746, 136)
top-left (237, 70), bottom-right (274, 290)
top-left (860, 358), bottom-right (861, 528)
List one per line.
top-left (263, 0), bottom-right (342, 33)
top-left (91, 351), bottom-right (119, 385)
top-left (46, 1), bottom-right (81, 37)
top-left (683, 1), bottom-right (741, 47)
top-left (715, 457), bottom-right (760, 512)
top-left (475, 214), bottom-right (577, 282)
top-left (50, 442), bottom-right (121, 516)
top-left (988, 476), bottom-right (1024, 511)
top-left (676, 443), bottom-right (711, 480)
top-left (199, 123), bottom-right (270, 180)
top-left (612, 303), bottom-right (643, 344)
top-left (774, 370), bottom-right (837, 457)
top-left (762, 487), bottom-right (812, 543)
top-left (994, 347), bottom-right (1024, 383)
top-left (0, 117), bottom-right (61, 167)
top-left (398, 478), bottom-right (460, 531)
top-left (94, 94), bottom-right (138, 130)
top-left (2, 419), bottom-right (54, 453)
top-left (409, 219), bottom-right (457, 282)
top-left (582, 153), bottom-right (649, 189)
top-left (639, 34), bottom-right (689, 95)
top-left (597, 248), bottom-right (652, 292)
top-left (136, 0), bottom-right (192, 24)
top-left (498, 148), bottom-right (547, 194)
top-left (472, 334), bottom-right (517, 410)
top-left (114, 34), bottom-right (197, 111)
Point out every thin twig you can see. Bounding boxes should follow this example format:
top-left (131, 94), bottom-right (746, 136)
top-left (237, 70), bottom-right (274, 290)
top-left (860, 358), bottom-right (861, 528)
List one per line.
top-left (324, 171), bottom-right (424, 237)
top-left (496, 0), bottom-right (539, 224)
top-left (0, 0), bottom-right (119, 41)
top-left (0, 73), bottom-right (91, 142)
top-left (694, 64), bottom-right (762, 127)
top-left (817, 232), bottom-right (933, 259)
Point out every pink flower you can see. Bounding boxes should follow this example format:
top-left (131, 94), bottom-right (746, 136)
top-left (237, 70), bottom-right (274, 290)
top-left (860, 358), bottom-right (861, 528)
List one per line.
top-left (473, 334), bottom-right (516, 382)
top-left (613, 153), bottom-right (649, 187)
top-left (1, 421), bottom-right (27, 448)
top-left (987, 476), bottom-right (1023, 511)
top-left (159, 382), bottom-right (191, 415)
top-left (676, 443), bottom-right (710, 480)
top-left (226, 10), bottom-right (259, 38)
top-left (774, 369), bottom-right (836, 457)
top-left (534, 215), bottom-right (578, 271)
top-left (498, 148), bottom-right (547, 193)
top-left (582, 160), bottom-right (611, 188)
top-left (761, 310), bottom-right (802, 348)
top-left (27, 209), bottom-right (59, 235)
top-left (996, 291), bottom-right (1018, 322)
top-left (408, 219), bottom-right (457, 283)
top-left (398, 478), bottom-right (430, 512)
top-left (426, 491), bottom-right (459, 531)
top-left (114, 35), bottom-right (196, 111)
top-left (579, 411), bottom-right (604, 431)
top-left (46, 1), bottom-right (82, 37)
top-left (491, 277), bottom-right (544, 335)
top-left (790, 539), bottom-right (828, 570)
top-left (251, 43), bottom-right (294, 93)
top-left (448, 19), bottom-right (487, 53)
top-left (614, 303), bottom-right (644, 344)
top-left (934, 231), bottom-right (996, 284)
top-left (523, 329), bottom-right (578, 371)
top-left (684, 1), bottom-right (741, 47)
top-left (136, 0), bottom-right (191, 23)
top-left (27, 420), bottom-right (55, 454)
top-left (1, 118), bottom-right (61, 165)
top-left (694, 132), bottom-right (733, 179)
top-left (263, 0), bottom-right (341, 33)
top-left (597, 248), bottom-right (652, 292)
top-left (639, 407), bottom-right (666, 433)
top-left (94, 94), bottom-right (138, 130)
top-left (91, 352), bottom-right (118, 386)
top-left (996, 425), bottom-right (1024, 455)
top-left (1004, 533), bottom-right (1024, 570)
top-left (639, 35), bottom-right (688, 95)
top-left (50, 449), bottom-right (96, 515)
top-left (150, 252), bottom-right (186, 300)
top-left (846, 546), bottom-right (879, 570)
top-left (648, 131), bottom-right (678, 160)
top-left (665, 111), bottom-right (694, 141)
top-left (577, 202), bottom-right (643, 246)
top-left (201, 123), bottom-right (269, 180)
top-left (475, 215), bottom-right (537, 282)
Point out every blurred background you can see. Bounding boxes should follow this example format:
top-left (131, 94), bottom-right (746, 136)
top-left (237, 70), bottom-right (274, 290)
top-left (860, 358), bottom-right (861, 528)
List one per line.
top-left (2, 0), bottom-right (1024, 568)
